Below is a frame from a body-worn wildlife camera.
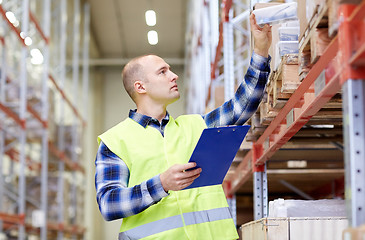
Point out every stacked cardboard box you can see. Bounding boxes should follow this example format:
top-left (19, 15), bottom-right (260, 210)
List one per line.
top-left (343, 225), bottom-right (365, 240)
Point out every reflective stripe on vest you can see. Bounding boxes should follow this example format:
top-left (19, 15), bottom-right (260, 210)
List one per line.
top-left (118, 207), bottom-right (232, 240)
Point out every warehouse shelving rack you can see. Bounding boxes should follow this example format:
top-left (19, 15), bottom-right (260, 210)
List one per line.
top-left (185, 0), bottom-right (365, 229)
top-left (224, 1), bottom-right (365, 227)
top-left (0, 0), bottom-right (90, 239)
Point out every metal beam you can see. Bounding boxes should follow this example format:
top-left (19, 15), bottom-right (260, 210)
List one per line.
top-left (86, 57), bottom-right (185, 66)
top-left (267, 169), bottom-right (344, 175)
top-left (279, 180), bottom-right (314, 200)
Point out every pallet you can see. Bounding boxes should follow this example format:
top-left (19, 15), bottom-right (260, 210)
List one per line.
top-left (299, 2), bottom-right (329, 53)
top-left (328, 0), bottom-right (340, 37)
top-left (267, 54), bottom-right (300, 110)
top-left (260, 88), bottom-right (343, 128)
top-left (245, 112), bottom-right (266, 142)
top-left (299, 2), bottom-right (333, 81)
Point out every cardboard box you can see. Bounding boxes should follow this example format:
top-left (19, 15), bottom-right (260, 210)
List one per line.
top-left (343, 224), bottom-right (365, 240)
top-left (298, 0), bottom-right (327, 40)
top-left (310, 28), bottom-right (332, 63)
top-left (242, 217), bottom-right (348, 240)
top-left (328, 0), bottom-right (340, 37)
top-left (298, 0), bottom-right (308, 40)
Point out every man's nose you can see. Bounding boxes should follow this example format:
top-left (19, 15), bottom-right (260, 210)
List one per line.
top-left (170, 71), bottom-right (178, 81)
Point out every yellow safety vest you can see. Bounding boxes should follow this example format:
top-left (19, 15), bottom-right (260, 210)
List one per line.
top-left (98, 114), bottom-right (238, 240)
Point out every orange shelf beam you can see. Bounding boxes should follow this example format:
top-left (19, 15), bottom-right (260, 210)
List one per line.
top-left (48, 74), bottom-right (86, 127)
top-left (346, 1), bottom-right (365, 67)
top-left (0, 5), bottom-right (26, 46)
top-left (229, 36), bottom-right (340, 195)
top-left (29, 11), bottom-right (49, 44)
top-left (27, 105), bottom-right (48, 128)
top-left (48, 141), bottom-right (85, 174)
top-left (0, 6), bottom-right (49, 45)
top-left (0, 103), bottom-right (25, 129)
top-left (5, 148), bottom-right (42, 172)
top-left (0, 213), bottom-right (24, 225)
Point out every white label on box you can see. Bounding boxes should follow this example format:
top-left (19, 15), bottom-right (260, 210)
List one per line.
top-left (0, 233), bottom-right (6, 240)
top-left (286, 109), bottom-right (294, 128)
top-left (314, 70), bottom-right (326, 97)
top-left (32, 210), bottom-right (45, 227)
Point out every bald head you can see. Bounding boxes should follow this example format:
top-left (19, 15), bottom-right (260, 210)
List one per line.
top-left (122, 56), bottom-right (148, 102)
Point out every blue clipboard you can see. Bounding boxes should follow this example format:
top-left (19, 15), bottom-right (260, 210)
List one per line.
top-left (184, 125), bottom-right (250, 190)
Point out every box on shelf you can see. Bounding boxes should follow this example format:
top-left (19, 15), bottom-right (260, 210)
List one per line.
top-left (298, 0), bottom-right (327, 40)
top-left (214, 85), bottom-right (224, 108)
top-left (278, 41), bottom-right (299, 56)
top-left (268, 198), bottom-right (346, 218)
top-left (278, 27), bottom-right (299, 41)
top-left (282, 20), bottom-right (300, 28)
top-left (252, 2), bottom-right (298, 27)
top-left (343, 224), bottom-right (365, 240)
top-left (241, 217), bottom-right (348, 240)
top-left (275, 41), bottom-right (299, 70)
top-left (299, 49), bottom-right (312, 81)
top-left (328, 0), bottom-right (340, 37)
top-left (267, 54), bottom-right (299, 110)
top-left (310, 28), bottom-right (332, 64)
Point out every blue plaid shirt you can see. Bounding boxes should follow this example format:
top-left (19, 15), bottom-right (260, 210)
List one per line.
top-left (95, 52), bottom-right (270, 221)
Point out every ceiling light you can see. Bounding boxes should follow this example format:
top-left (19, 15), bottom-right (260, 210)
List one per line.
top-left (5, 11), bottom-right (16, 24)
top-left (30, 48), bottom-right (44, 65)
top-left (147, 30), bottom-right (158, 45)
top-left (24, 37), bottom-right (32, 46)
top-left (13, 20), bottom-right (19, 27)
top-left (145, 10), bottom-right (156, 26)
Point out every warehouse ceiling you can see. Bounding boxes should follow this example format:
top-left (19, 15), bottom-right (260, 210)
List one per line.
top-left (87, 0), bottom-right (187, 62)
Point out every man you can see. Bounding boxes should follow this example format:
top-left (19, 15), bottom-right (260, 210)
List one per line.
top-left (95, 14), bottom-right (271, 239)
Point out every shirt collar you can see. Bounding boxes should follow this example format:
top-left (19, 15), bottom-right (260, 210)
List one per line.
top-left (129, 109), bottom-right (170, 128)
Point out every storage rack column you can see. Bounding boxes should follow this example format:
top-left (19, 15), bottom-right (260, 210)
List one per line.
top-left (39, 0), bottom-right (51, 239)
top-left (338, 3), bottom-right (365, 227)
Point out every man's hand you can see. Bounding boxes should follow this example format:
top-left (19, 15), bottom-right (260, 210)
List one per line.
top-left (160, 163), bottom-right (202, 191)
top-left (250, 13), bottom-right (272, 58)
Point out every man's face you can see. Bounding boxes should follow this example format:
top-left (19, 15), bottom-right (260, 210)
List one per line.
top-left (141, 55), bottom-right (180, 105)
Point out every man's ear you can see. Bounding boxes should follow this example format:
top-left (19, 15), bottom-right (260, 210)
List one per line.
top-left (134, 80), bottom-right (146, 94)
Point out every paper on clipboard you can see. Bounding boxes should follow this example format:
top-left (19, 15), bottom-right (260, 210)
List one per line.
top-left (183, 125), bottom-right (250, 190)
